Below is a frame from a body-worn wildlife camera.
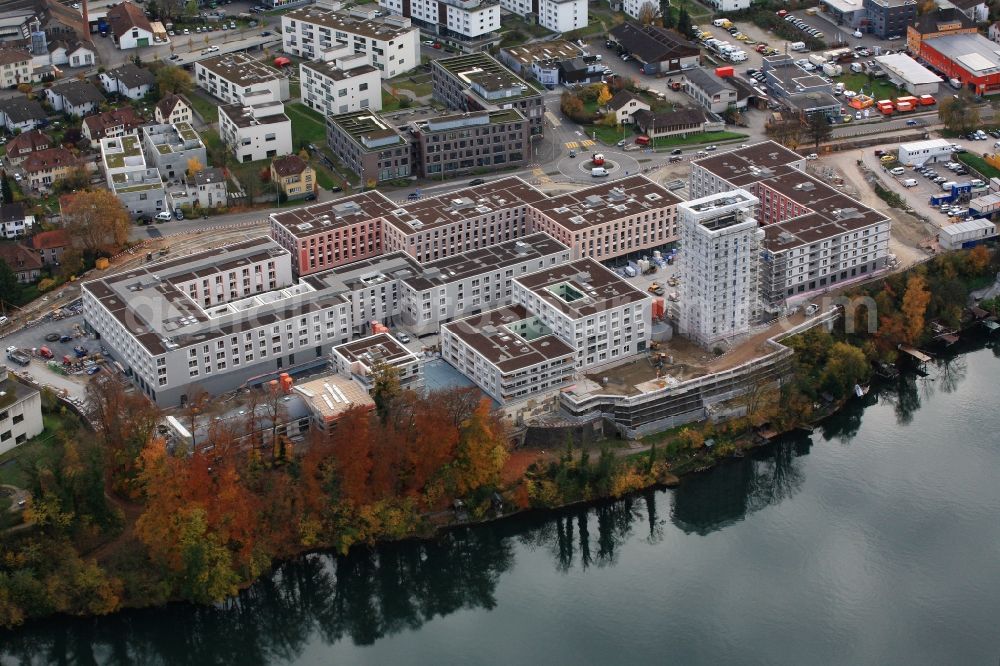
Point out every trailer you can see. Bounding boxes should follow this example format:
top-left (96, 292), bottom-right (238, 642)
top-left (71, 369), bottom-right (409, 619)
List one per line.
top-left (877, 100), bottom-right (895, 115)
top-left (930, 193), bottom-right (956, 206)
top-left (808, 53), bottom-right (827, 67)
top-left (969, 193), bottom-right (1000, 216)
top-left (894, 100), bottom-right (915, 113)
top-left (918, 94), bottom-right (936, 106)
top-left (822, 62), bottom-right (842, 77)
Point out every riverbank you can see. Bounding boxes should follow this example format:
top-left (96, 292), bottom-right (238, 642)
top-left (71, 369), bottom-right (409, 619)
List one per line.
top-left (1, 248), bottom-right (998, 630)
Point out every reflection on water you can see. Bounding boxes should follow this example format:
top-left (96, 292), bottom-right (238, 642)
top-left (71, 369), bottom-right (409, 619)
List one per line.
top-left (0, 347), bottom-right (991, 665)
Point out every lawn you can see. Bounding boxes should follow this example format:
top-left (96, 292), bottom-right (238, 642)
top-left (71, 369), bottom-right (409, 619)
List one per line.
top-left (382, 89), bottom-right (403, 112)
top-left (0, 412), bottom-right (79, 489)
top-left (386, 73), bottom-right (433, 99)
top-left (956, 152), bottom-right (1000, 179)
top-left (834, 73), bottom-right (904, 101)
top-left (285, 102), bottom-right (327, 148)
top-left (187, 90), bottom-right (220, 123)
top-left (585, 125), bottom-right (747, 148)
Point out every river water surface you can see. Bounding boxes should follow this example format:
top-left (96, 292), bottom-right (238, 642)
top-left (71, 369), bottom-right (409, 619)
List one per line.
top-left (3, 341), bottom-right (999, 665)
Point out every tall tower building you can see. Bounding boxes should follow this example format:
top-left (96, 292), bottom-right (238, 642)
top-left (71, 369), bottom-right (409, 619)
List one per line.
top-left (677, 189), bottom-right (763, 348)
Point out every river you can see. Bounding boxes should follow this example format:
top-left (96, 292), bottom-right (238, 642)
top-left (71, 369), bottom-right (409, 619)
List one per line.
top-left (3, 340), bottom-right (999, 665)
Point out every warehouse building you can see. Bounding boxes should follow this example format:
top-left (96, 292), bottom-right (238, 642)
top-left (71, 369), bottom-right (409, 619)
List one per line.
top-left (920, 32), bottom-right (1000, 95)
top-left (873, 53), bottom-right (943, 95)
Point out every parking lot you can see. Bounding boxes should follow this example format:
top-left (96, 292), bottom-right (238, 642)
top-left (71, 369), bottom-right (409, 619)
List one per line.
top-left (865, 136), bottom-right (996, 224)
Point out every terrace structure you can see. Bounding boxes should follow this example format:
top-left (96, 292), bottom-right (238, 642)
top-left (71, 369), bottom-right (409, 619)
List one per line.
top-left (218, 101), bottom-right (293, 163)
top-left (140, 122), bottom-right (207, 182)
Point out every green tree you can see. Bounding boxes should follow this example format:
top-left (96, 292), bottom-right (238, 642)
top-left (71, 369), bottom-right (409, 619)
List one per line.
top-left (821, 342), bottom-right (870, 397)
top-left (660, 0), bottom-right (673, 28)
top-left (156, 66), bottom-right (193, 96)
top-left (805, 112), bottom-right (832, 149)
top-left (677, 4), bottom-right (693, 37)
top-left (1, 173), bottom-right (11, 204)
top-left (370, 359), bottom-right (401, 424)
top-left (0, 259), bottom-right (21, 305)
top-left (938, 90), bottom-right (980, 134)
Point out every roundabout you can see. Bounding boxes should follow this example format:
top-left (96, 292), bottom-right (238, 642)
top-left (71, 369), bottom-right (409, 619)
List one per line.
top-left (555, 149), bottom-right (642, 182)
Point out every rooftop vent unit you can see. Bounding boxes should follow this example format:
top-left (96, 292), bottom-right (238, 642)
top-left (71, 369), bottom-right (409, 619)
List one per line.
top-left (608, 188), bottom-right (626, 201)
top-left (568, 215), bottom-right (587, 225)
top-left (793, 182), bottom-right (815, 191)
top-left (778, 231), bottom-right (795, 244)
top-left (584, 195), bottom-right (604, 207)
top-left (645, 193), bottom-right (662, 202)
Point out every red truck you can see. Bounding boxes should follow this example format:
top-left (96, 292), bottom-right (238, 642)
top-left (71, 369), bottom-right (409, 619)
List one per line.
top-left (38, 346), bottom-right (53, 359)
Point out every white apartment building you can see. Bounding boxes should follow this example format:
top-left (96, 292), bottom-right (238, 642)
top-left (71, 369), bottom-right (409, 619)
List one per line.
top-left (0, 366), bottom-right (43, 456)
top-left (332, 333), bottom-right (424, 392)
top-left (81, 237), bottom-right (353, 406)
top-left (621, 0), bottom-right (657, 20)
top-left (195, 53), bottom-right (291, 106)
top-left (400, 233), bottom-right (571, 334)
top-left (500, 0), bottom-right (587, 33)
top-left (381, 0), bottom-right (501, 42)
top-left (0, 47), bottom-right (32, 88)
top-left (218, 102), bottom-right (293, 163)
top-left (441, 304), bottom-right (577, 403)
top-left (282, 6), bottom-right (420, 79)
top-left (300, 57), bottom-right (381, 117)
top-left (677, 189), bottom-right (763, 348)
top-left (511, 258), bottom-right (652, 370)
top-left (690, 141), bottom-right (892, 308)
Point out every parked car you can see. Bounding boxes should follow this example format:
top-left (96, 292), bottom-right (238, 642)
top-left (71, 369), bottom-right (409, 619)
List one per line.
top-left (395, 331), bottom-right (411, 344)
top-left (468, 178), bottom-right (485, 186)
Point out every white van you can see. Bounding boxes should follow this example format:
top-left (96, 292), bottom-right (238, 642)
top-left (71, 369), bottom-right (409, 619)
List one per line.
top-left (890, 166), bottom-right (905, 176)
top-left (971, 179), bottom-right (985, 187)
top-left (790, 41), bottom-right (806, 51)
top-left (850, 62), bottom-right (863, 73)
top-left (592, 167), bottom-right (609, 177)
top-left (902, 179), bottom-right (918, 187)
top-left (155, 211), bottom-right (173, 222)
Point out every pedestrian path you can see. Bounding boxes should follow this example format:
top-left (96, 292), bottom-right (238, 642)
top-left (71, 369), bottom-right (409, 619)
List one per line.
top-left (531, 167), bottom-right (553, 185)
top-left (564, 140), bottom-right (596, 150)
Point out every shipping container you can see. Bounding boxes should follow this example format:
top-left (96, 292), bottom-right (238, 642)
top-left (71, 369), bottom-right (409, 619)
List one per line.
top-left (918, 94), bottom-right (936, 106)
top-left (715, 66), bottom-right (734, 77)
top-left (895, 101), bottom-right (915, 112)
top-left (930, 193), bottom-right (956, 206)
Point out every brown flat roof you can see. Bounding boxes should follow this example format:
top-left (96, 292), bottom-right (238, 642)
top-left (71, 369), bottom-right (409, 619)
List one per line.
top-left (514, 258), bottom-right (650, 319)
top-left (531, 174), bottom-right (681, 231)
top-left (694, 141), bottom-right (891, 253)
top-left (271, 190), bottom-right (397, 238)
top-left (443, 304), bottom-right (576, 373)
top-left (383, 177), bottom-right (547, 234)
top-left (403, 233), bottom-right (569, 291)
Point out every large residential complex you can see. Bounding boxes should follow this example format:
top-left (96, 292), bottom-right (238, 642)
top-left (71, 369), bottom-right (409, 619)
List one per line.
top-left (690, 141), bottom-right (892, 309)
top-left (677, 190), bottom-right (763, 348)
top-left (432, 53), bottom-right (545, 135)
top-left (441, 258), bottom-right (651, 402)
top-left (405, 108), bottom-right (530, 177)
top-left (529, 175), bottom-right (681, 261)
top-left (195, 53), bottom-right (291, 105)
top-left (281, 6), bottom-right (421, 79)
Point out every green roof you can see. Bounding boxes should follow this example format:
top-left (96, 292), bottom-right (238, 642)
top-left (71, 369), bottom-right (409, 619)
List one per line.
top-left (435, 53), bottom-right (540, 103)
